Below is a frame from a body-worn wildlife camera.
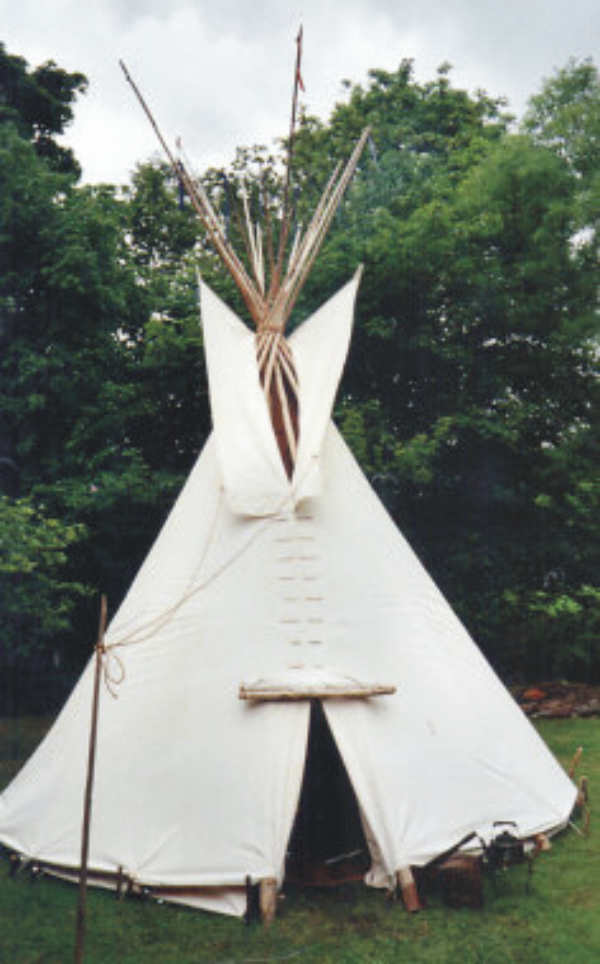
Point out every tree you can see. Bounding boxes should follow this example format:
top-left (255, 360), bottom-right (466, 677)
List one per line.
top-left (523, 58), bottom-right (600, 248)
top-left (119, 162), bottom-right (211, 472)
top-left (0, 42), bottom-right (87, 176)
top-left (0, 83), bottom-right (175, 686)
top-left (0, 495), bottom-right (89, 712)
top-left (1, 44), bottom-right (88, 497)
top-left (502, 420), bottom-right (600, 680)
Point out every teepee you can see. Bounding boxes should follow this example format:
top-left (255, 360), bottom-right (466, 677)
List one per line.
top-left (0, 54), bottom-right (576, 921)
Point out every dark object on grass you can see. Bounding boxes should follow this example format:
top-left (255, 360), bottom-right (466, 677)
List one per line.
top-left (438, 854), bottom-right (484, 909)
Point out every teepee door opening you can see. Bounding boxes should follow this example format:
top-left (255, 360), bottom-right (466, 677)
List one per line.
top-left (285, 700), bottom-right (371, 886)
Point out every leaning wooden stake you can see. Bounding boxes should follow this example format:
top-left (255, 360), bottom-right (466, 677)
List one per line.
top-left (568, 746), bottom-right (583, 779)
top-left (74, 595), bottom-right (108, 964)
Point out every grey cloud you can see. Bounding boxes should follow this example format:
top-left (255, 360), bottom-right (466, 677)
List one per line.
top-left (3, 0), bottom-right (600, 184)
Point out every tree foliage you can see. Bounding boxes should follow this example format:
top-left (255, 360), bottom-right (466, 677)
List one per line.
top-left (0, 42), bottom-right (87, 176)
top-left (0, 49), bottom-right (186, 689)
top-left (523, 58), bottom-right (600, 236)
top-left (0, 496), bottom-right (88, 651)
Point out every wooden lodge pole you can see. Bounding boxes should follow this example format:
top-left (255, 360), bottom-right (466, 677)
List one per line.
top-left (75, 594), bottom-right (107, 964)
top-left (269, 25), bottom-right (304, 301)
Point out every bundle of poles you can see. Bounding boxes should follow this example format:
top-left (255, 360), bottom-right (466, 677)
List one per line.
top-left (119, 39), bottom-right (369, 334)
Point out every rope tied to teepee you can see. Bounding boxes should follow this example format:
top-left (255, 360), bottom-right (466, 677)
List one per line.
top-left (100, 645), bottom-right (126, 699)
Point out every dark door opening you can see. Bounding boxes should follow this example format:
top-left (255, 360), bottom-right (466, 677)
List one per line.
top-left (285, 700), bottom-right (371, 886)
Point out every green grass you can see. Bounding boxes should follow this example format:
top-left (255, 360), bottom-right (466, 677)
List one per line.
top-left (0, 716), bottom-right (598, 963)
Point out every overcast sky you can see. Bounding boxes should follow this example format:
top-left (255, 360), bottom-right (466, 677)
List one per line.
top-left (3, 0), bottom-right (599, 186)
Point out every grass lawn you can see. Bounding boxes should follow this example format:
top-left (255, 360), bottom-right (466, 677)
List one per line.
top-left (0, 715), bottom-right (597, 963)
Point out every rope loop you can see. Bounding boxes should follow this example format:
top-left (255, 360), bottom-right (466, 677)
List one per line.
top-left (101, 647), bottom-right (126, 699)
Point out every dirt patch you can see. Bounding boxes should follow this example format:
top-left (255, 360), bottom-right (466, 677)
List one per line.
top-left (514, 681), bottom-right (600, 718)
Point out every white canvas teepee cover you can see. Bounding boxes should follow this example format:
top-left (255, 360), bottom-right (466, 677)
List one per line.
top-left (0, 277), bottom-right (576, 917)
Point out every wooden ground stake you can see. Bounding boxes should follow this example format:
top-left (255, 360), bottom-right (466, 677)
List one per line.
top-left (74, 595), bottom-right (107, 964)
top-left (533, 833), bottom-right (551, 853)
top-left (259, 877), bottom-right (277, 925)
top-left (397, 866), bottom-right (422, 913)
